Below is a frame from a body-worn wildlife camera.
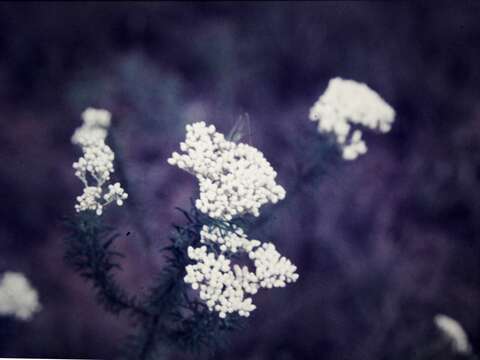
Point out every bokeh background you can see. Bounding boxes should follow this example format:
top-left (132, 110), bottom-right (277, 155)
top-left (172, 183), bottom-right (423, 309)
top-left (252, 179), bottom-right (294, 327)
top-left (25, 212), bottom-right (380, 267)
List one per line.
top-left (0, 2), bottom-right (479, 359)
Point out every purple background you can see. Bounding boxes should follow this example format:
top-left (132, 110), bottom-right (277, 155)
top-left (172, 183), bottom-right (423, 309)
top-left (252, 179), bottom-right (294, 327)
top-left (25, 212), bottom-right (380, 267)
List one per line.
top-left (0, 2), bottom-right (479, 359)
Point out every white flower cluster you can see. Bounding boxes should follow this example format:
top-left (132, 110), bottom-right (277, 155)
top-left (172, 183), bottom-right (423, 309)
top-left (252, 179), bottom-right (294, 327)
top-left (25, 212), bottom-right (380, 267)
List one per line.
top-left (72, 108), bottom-right (111, 146)
top-left (185, 246), bottom-right (257, 318)
top-left (185, 225), bottom-right (298, 318)
top-left (434, 314), bottom-right (472, 354)
top-left (199, 225), bottom-right (260, 253)
top-left (309, 77), bottom-right (395, 160)
top-left (249, 242), bottom-right (299, 289)
top-left (0, 272), bottom-right (41, 321)
top-left (169, 122), bottom-right (297, 318)
top-left (72, 108), bottom-right (128, 216)
top-left (73, 142), bottom-right (114, 186)
top-left (167, 122), bottom-right (286, 220)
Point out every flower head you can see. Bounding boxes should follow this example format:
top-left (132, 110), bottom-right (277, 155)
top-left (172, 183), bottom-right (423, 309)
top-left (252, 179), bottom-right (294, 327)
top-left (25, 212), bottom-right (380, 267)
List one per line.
top-left (309, 77), bottom-right (395, 160)
top-left (185, 225), bottom-right (299, 318)
top-left (168, 122), bottom-right (286, 220)
top-left (434, 314), bottom-right (472, 354)
top-left (249, 242), bottom-right (299, 289)
top-left (0, 272), bottom-right (41, 321)
top-left (184, 246), bottom-right (257, 318)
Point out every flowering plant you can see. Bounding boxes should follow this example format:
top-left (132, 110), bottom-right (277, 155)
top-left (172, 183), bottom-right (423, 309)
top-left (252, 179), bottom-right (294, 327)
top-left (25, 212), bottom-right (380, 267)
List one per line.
top-left (63, 77), bottom-right (402, 359)
top-left (65, 111), bottom-right (297, 359)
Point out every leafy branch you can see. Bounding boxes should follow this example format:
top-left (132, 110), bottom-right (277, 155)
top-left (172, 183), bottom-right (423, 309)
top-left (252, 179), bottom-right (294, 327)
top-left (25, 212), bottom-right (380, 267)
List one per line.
top-left (64, 212), bottom-right (147, 317)
top-left (64, 204), bottom-right (245, 360)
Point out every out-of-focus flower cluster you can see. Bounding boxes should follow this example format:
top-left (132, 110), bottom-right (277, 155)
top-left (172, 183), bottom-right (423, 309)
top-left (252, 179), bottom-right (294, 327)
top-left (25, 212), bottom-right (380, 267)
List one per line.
top-left (249, 242), bottom-right (299, 289)
top-left (434, 314), bottom-right (472, 355)
top-left (309, 77), bottom-right (395, 160)
top-left (168, 122), bottom-right (286, 220)
top-left (72, 108), bottom-right (111, 146)
top-left (169, 123), bottom-right (297, 318)
top-left (0, 272), bottom-right (41, 321)
top-left (72, 108), bottom-right (128, 216)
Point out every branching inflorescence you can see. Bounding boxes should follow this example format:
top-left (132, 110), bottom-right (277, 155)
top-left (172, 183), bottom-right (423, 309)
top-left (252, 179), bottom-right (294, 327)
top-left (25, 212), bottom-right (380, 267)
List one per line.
top-left (72, 108), bottom-right (128, 216)
top-left (168, 122), bottom-right (298, 319)
top-left (309, 78), bottom-right (395, 160)
top-left (65, 112), bottom-right (298, 359)
top-left (185, 225), bottom-right (298, 318)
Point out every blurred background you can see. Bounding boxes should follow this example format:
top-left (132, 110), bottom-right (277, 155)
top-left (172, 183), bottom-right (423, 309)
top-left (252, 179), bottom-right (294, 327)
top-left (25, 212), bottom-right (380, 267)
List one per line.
top-left (0, 2), bottom-right (479, 359)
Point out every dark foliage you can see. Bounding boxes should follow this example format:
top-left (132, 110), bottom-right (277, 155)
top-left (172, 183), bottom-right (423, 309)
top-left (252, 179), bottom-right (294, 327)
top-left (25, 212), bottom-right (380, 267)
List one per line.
top-left (64, 205), bottom-right (245, 360)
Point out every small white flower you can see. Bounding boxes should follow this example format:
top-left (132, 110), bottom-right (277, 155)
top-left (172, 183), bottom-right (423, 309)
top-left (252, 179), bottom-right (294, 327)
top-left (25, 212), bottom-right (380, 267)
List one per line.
top-left (0, 272), bottom-right (41, 321)
top-left (309, 77), bottom-right (395, 160)
top-left (168, 122), bottom-right (286, 220)
top-left (434, 314), bottom-right (472, 354)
